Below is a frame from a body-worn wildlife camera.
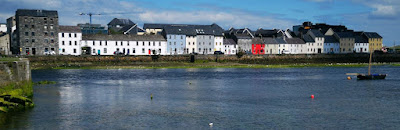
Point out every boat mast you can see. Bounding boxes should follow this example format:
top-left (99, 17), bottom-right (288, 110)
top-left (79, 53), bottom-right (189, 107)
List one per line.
top-left (368, 49), bottom-right (373, 75)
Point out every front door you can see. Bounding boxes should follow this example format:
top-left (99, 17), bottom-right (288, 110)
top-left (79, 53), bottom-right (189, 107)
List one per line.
top-left (318, 48), bottom-right (322, 53)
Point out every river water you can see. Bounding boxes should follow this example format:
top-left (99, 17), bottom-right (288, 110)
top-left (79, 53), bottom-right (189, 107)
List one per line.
top-left (1, 66), bottom-right (400, 129)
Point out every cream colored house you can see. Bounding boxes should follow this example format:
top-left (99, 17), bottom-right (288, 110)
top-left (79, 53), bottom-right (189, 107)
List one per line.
top-left (0, 33), bottom-right (10, 55)
top-left (334, 32), bottom-right (355, 53)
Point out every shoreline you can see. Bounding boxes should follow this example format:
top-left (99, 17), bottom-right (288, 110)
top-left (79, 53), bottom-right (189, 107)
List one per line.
top-left (31, 62), bottom-right (398, 70)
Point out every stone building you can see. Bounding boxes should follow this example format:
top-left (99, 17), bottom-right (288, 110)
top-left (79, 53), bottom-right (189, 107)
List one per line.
top-left (8, 9), bottom-right (59, 55)
top-left (0, 33), bottom-right (10, 55)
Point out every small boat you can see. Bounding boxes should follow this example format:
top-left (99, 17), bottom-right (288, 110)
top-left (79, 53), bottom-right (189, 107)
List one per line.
top-left (357, 74), bottom-right (386, 80)
top-left (356, 49), bottom-right (386, 80)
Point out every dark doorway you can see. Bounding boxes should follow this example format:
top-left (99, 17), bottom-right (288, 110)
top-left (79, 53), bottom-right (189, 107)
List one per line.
top-left (32, 48), bottom-right (36, 55)
top-left (318, 48), bottom-right (322, 53)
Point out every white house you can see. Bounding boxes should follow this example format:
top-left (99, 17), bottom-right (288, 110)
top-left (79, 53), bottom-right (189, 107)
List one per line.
top-left (307, 29), bottom-right (325, 54)
top-left (58, 26), bottom-right (82, 55)
top-left (354, 34), bottom-right (369, 53)
top-left (81, 35), bottom-right (167, 55)
top-left (223, 38), bottom-right (237, 55)
top-left (186, 35), bottom-right (197, 54)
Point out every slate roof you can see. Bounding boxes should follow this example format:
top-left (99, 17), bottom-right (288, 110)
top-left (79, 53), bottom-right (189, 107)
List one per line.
top-left (263, 38), bottom-right (278, 44)
top-left (107, 18), bottom-right (135, 26)
top-left (355, 35), bottom-right (368, 43)
top-left (16, 9), bottom-right (58, 17)
top-left (235, 34), bottom-right (252, 39)
top-left (82, 34), bottom-right (166, 41)
top-left (163, 25), bottom-right (196, 35)
top-left (255, 29), bottom-right (278, 37)
top-left (303, 35), bottom-right (315, 42)
top-left (363, 32), bottom-right (382, 38)
top-left (223, 38), bottom-right (237, 45)
top-left (335, 32), bottom-right (354, 38)
top-left (286, 38), bottom-right (305, 44)
top-left (324, 36), bottom-right (339, 43)
top-left (252, 38), bottom-right (264, 44)
top-left (310, 29), bottom-right (324, 37)
top-left (275, 37), bottom-right (287, 44)
top-left (119, 25), bottom-right (136, 32)
top-left (143, 23), bottom-right (170, 29)
top-left (59, 26), bottom-right (81, 33)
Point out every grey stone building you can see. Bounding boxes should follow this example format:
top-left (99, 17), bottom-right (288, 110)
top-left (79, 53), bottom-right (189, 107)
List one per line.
top-left (8, 9), bottom-right (59, 55)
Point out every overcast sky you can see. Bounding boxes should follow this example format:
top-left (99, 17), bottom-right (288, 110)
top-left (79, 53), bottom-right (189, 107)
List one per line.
top-left (0, 0), bottom-right (399, 46)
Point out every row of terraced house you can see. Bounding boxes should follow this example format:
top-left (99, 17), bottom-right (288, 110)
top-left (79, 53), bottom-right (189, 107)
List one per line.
top-left (0, 9), bottom-right (384, 56)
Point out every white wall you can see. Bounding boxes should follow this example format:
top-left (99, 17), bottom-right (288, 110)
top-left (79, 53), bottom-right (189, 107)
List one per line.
top-left (214, 36), bottom-right (223, 52)
top-left (224, 44), bottom-right (237, 55)
top-left (82, 40), bottom-right (167, 56)
top-left (58, 32), bottom-right (82, 55)
top-left (354, 43), bottom-right (369, 53)
top-left (186, 35), bottom-right (197, 54)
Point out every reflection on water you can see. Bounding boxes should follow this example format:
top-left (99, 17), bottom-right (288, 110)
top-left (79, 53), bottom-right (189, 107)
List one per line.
top-left (1, 67), bottom-right (400, 129)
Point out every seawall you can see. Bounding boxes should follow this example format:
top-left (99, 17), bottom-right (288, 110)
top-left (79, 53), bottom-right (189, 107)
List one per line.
top-left (0, 58), bottom-right (34, 113)
top-left (24, 53), bottom-right (400, 69)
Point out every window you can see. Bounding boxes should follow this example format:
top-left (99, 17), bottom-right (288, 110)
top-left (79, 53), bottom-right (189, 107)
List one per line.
top-left (127, 42), bottom-right (130, 46)
top-left (50, 25), bottom-right (53, 30)
top-left (120, 42), bottom-right (123, 46)
top-left (44, 32), bottom-right (48, 36)
top-left (116, 42), bottom-right (118, 46)
top-left (69, 41), bottom-right (72, 45)
top-left (25, 32), bottom-right (28, 36)
top-left (74, 49), bottom-right (77, 53)
top-left (93, 49), bottom-right (95, 54)
top-left (149, 42), bottom-right (150, 46)
top-left (103, 48), bottom-right (107, 53)
top-left (45, 39), bottom-right (48, 43)
top-left (69, 33), bottom-right (71, 37)
top-left (181, 36), bottom-right (183, 39)
top-left (24, 25), bottom-right (28, 28)
top-left (75, 41), bottom-right (77, 46)
top-left (44, 26), bottom-right (47, 29)
top-left (153, 42), bottom-right (155, 46)
top-left (142, 48), bottom-right (145, 53)
top-left (51, 32), bottom-right (54, 36)
top-left (100, 41), bottom-right (102, 46)
top-left (142, 42), bottom-right (144, 46)
top-left (189, 42), bottom-right (191, 45)
top-left (31, 25), bottom-right (35, 28)
top-left (174, 42), bottom-right (176, 45)
top-left (32, 39), bottom-right (35, 43)
top-left (93, 42), bottom-right (95, 46)
top-left (62, 49), bottom-right (65, 52)
top-left (133, 48), bottom-right (136, 53)
top-left (169, 35), bottom-right (171, 39)
top-left (25, 39), bottom-right (29, 43)
top-left (193, 42), bottom-right (195, 45)
top-left (169, 42), bottom-right (171, 45)
top-left (74, 33), bottom-right (77, 38)
top-left (51, 39), bottom-right (54, 43)
top-left (105, 41), bottom-right (107, 46)
top-left (159, 42), bottom-right (161, 46)
top-left (62, 33), bottom-right (64, 37)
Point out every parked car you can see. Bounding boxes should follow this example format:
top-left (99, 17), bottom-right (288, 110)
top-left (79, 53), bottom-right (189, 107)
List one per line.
top-left (214, 51), bottom-right (224, 55)
top-left (282, 50), bottom-right (291, 54)
top-left (114, 51), bottom-right (123, 55)
top-left (44, 51), bottom-right (56, 55)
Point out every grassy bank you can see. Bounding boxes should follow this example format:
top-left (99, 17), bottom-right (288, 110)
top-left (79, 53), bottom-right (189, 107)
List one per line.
top-left (0, 81), bottom-right (34, 113)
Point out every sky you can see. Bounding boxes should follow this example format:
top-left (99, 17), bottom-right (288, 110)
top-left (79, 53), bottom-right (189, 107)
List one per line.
top-left (0, 0), bottom-right (399, 46)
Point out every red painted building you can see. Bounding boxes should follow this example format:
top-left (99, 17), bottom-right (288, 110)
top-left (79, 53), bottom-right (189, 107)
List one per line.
top-left (252, 44), bottom-right (266, 55)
